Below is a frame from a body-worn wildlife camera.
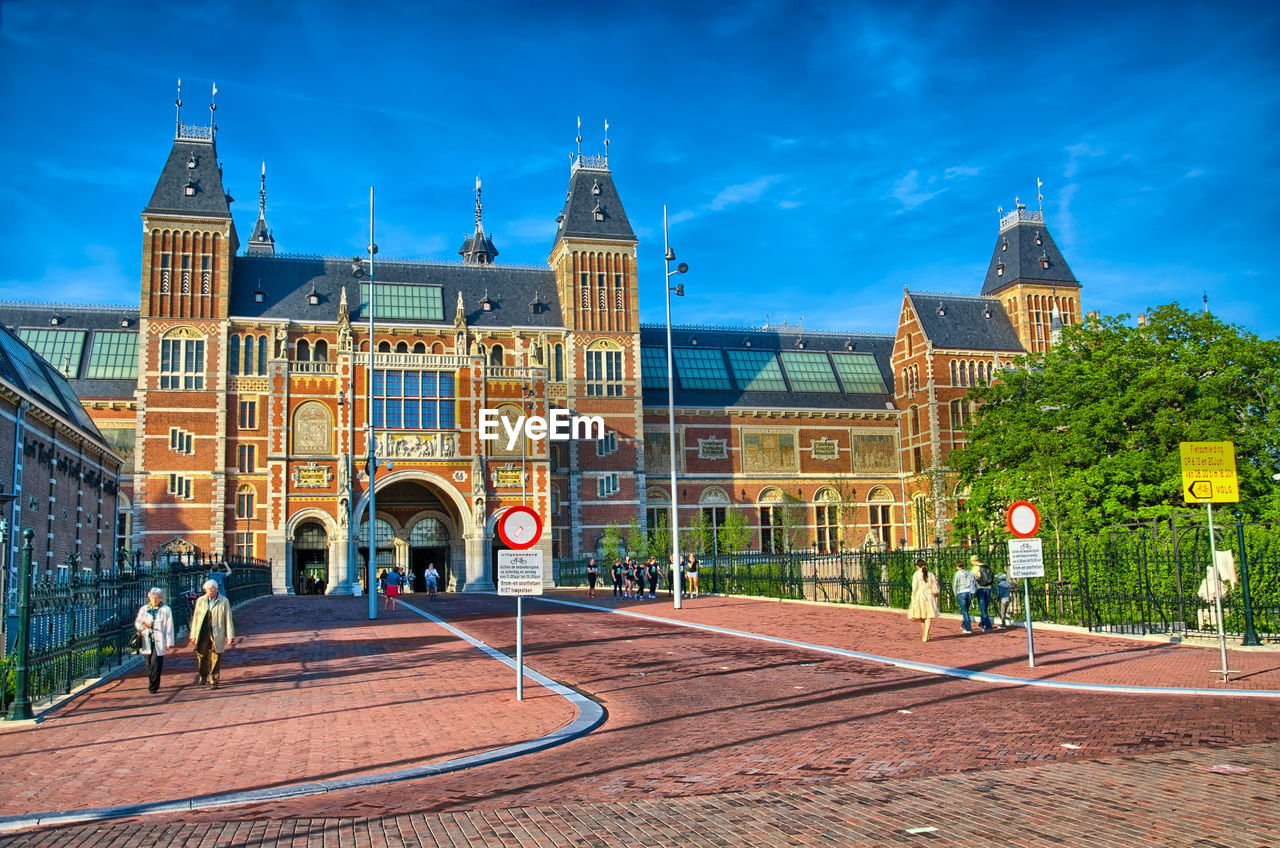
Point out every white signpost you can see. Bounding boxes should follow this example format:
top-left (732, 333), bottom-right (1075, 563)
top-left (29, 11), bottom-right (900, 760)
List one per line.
top-left (498, 549), bottom-right (544, 597)
top-left (1006, 501), bottom-right (1042, 668)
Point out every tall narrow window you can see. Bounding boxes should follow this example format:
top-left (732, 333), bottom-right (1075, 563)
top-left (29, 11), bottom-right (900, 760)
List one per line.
top-left (243, 335), bottom-right (255, 375)
top-left (913, 494), bottom-right (928, 547)
top-left (229, 335), bottom-right (240, 374)
top-left (239, 400), bottom-right (257, 429)
top-left (160, 329), bottom-right (204, 389)
top-left (236, 485), bottom-right (255, 519)
top-left (554, 344), bottom-right (564, 381)
top-left (238, 444), bottom-right (256, 473)
top-left (585, 345), bottom-right (623, 397)
top-left (869, 503), bottom-right (891, 548)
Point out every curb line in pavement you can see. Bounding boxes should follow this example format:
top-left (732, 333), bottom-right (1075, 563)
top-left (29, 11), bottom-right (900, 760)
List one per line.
top-left (0, 598), bottom-right (604, 834)
top-left (533, 596), bottom-right (1280, 699)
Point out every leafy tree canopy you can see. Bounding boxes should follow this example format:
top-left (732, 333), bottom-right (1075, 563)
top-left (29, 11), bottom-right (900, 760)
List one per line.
top-left (951, 303), bottom-right (1280, 538)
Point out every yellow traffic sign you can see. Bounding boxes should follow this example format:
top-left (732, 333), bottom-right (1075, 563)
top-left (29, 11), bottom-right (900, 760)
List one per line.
top-left (1180, 442), bottom-right (1238, 504)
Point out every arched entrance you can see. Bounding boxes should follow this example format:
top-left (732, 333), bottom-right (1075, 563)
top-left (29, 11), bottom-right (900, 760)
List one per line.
top-left (351, 471), bottom-right (472, 591)
top-left (293, 522), bottom-right (329, 594)
top-left (408, 517), bottom-right (451, 591)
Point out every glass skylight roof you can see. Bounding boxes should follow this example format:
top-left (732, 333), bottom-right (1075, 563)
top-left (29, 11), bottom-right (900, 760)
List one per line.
top-left (726, 349), bottom-right (788, 392)
top-left (831, 353), bottom-right (887, 393)
top-left (86, 332), bottom-right (139, 380)
top-left (19, 329), bottom-right (85, 378)
top-left (779, 351), bottom-right (840, 392)
top-left (673, 347), bottom-right (732, 390)
top-left (641, 346), bottom-right (668, 389)
top-left (360, 283), bottom-right (444, 321)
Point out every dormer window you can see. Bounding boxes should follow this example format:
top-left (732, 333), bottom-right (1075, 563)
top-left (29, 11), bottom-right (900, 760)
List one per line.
top-left (49, 315), bottom-right (61, 326)
top-left (1034, 231), bottom-right (1042, 245)
top-left (983, 308), bottom-right (992, 319)
top-left (480, 292), bottom-right (494, 312)
top-left (690, 338), bottom-right (698, 346)
top-left (187, 153), bottom-right (197, 169)
top-left (307, 285), bottom-right (320, 306)
top-left (184, 180), bottom-right (197, 196)
top-left (591, 179), bottom-right (601, 195)
top-left (592, 200), bottom-right (604, 221)
top-left (936, 305), bottom-right (946, 316)
top-left (795, 340), bottom-right (806, 350)
top-left (1040, 251), bottom-right (1050, 270)
top-left (1001, 239), bottom-right (1008, 252)
top-left (744, 339), bottom-right (752, 347)
top-left (253, 290), bottom-right (266, 303)
top-left (996, 262), bottom-right (1005, 276)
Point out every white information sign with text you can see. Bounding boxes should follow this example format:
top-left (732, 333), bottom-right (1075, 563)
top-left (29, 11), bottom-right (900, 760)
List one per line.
top-left (1007, 538), bottom-right (1045, 579)
top-left (498, 549), bottom-right (544, 596)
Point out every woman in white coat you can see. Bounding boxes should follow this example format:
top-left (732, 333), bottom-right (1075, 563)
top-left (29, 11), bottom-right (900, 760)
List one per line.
top-left (135, 587), bottom-right (176, 694)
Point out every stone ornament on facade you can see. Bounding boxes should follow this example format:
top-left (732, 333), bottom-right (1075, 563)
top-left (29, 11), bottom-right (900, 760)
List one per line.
top-left (697, 437), bottom-right (728, 460)
top-left (851, 433), bottom-right (897, 473)
top-left (292, 462), bottom-right (332, 488)
top-left (741, 430), bottom-right (797, 473)
top-left (373, 432), bottom-right (458, 460)
top-left (293, 402), bottom-right (333, 454)
top-left (810, 437), bottom-right (840, 461)
top-left (453, 470), bottom-right (467, 482)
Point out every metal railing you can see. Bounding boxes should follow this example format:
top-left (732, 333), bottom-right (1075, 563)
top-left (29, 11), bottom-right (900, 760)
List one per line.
top-left (3, 543), bottom-right (272, 717)
top-left (553, 517), bottom-right (1280, 643)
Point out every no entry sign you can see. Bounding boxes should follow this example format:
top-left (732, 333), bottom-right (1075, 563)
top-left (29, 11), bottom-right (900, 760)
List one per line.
top-left (1007, 500), bottom-right (1040, 538)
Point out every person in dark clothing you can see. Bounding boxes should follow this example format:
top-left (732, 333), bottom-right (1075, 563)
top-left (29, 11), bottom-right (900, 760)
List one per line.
top-left (646, 557), bottom-right (660, 598)
top-left (586, 558), bottom-right (600, 598)
top-left (611, 559), bottom-right (624, 599)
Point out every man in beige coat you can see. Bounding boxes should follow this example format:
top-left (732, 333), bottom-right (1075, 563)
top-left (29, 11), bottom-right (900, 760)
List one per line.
top-left (189, 579), bottom-right (236, 689)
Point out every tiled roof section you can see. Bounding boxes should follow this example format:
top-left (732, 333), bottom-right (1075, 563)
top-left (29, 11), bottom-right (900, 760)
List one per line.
top-left (907, 292), bottom-right (1025, 352)
top-left (230, 255), bottom-right (565, 329)
top-left (637, 325), bottom-right (896, 412)
top-left (0, 302), bottom-right (140, 400)
top-left (0, 322), bottom-right (106, 439)
top-left (552, 160), bottom-right (636, 249)
top-left (246, 214), bottom-right (275, 256)
top-left (981, 215), bottom-right (1079, 296)
top-left (143, 139), bottom-right (232, 220)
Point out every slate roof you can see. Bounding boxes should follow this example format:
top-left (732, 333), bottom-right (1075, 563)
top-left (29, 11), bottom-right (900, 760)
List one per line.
top-left (0, 303), bottom-right (140, 401)
top-left (143, 137), bottom-right (233, 220)
top-left (552, 159), bottom-right (637, 249)
top-left (246, 213), bottom-right (275, 255)
top-left (0, 322), bottom-right (107, 439)
top-left (906, 292), bottom-right (1025, 352)
top-left (638, 325), bottom-right (897, 412)
top-left (231, 254), bottom-right (564, 328)
top-left (981, 210), bottom-right (1079, 296)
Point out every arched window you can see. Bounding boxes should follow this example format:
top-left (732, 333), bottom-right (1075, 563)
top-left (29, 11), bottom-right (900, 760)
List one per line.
top-left (160, 327), bottom-right (205, 389)
top-left (949, 360), bottom-right (957, 385)
top-left (814, 488), bottom-right (841, 553)
top-left (910, 405), bottom-right (920, 436)
top-left (490, 344), bottom-right (504, 366)
top-left (116, 493), bottom-right (133, 554)
top-left (409, 518), bottom-right (449, 546)
top-left (296, 339), bottom-right (311, 362)
top-left (413, 342), bottom-right (425, 354)
top-left (378, 341), bottom-right (391, 352)
top-left (968, 362), bottom-right (977, 386)
top-left (432, 341), bottom-right (444, 354)
top-left (585, 339), bottom-right (623, 397)
top-left (313, 339), bottom-right (328, 361)
top-left (229, 334), bottom-right (240, 374)
top-left (235, 484), bottom-right (255, 519)
top-left (243, 334), bottom-right (255, 374)
top-left (257, 335), bottom-right (267, 374)
top-left (867, 487), bottom-right (893, 549)
top-left (758, 487), bottom-right (785, 553)
top-left (395, 341), bottom-right (409, 353)
top-left (554, 344), bottom-right (564, 381)
top-left (356, 517), bottom-right (396, 570)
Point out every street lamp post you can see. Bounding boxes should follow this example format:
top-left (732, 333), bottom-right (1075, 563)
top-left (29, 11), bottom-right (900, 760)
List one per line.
top-left (351, 188), bottom-right (380, 620)
top-left (663, 205), bottom-right (688, 610)
top-left (7, 529), bottom-right (34, 720)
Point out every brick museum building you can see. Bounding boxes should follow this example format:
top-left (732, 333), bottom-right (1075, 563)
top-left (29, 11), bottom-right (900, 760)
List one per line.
top-left (0, 104), bottom-right (1082, 595)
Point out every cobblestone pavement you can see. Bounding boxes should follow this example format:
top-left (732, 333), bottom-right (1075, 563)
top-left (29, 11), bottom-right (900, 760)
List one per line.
top-left (2, 591), bottom-right (1275, 846)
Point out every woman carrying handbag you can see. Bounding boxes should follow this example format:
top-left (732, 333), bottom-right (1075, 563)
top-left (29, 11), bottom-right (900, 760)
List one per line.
top-left (135, 587), bottom-right (176, 694)
top-left (907, 559), bottom-right (941, 643)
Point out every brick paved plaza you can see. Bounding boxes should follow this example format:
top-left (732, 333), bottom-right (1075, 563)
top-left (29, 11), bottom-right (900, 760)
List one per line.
top-left (1, 593), bottom-right (1276, 847)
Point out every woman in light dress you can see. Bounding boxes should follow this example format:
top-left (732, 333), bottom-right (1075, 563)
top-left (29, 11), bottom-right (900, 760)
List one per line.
top-left (907, 559), bottom-right (941, 642)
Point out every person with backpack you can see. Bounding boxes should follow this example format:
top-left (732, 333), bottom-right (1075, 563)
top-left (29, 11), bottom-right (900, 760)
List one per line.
top-left (969, 555), bottom-right (995, 632)
top-left (952, 561), bottom-right (977, 634)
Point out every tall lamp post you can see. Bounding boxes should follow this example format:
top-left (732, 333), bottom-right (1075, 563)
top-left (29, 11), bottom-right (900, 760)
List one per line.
top-left (663, 205), bottom-right (689, 609)
top-left (0, 488), bottom-right (16, 648)
top-left (351, 188), bottom-right (380, 620)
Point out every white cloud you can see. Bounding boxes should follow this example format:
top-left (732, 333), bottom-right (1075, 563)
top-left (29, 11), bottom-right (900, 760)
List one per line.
top-left (1064, 141), bottom-right (1105, 179)
top-left (778, 200), bottom-right (803, 210)
top-left (891, 170), bottom-right (945, 211)
top-left (504, 215), bottom-right (558, 245)
top-left (944, 166), bottom-right (981, 180)
top-left (708, 176), bottom-right (780, 211)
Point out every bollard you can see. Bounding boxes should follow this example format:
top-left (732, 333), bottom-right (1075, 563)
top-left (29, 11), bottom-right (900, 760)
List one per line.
top-left (7, 529), bottom-right (35, 720)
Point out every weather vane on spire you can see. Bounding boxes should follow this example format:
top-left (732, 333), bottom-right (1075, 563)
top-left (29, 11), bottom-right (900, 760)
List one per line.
top-left (604, 118), bottom-right (610, 161)
top-left (259, 162), bottom-right (267, 218)
top-left (174, 77), bottom-right (183, 136)
top-left (209, 82), bottom-right (218, 139)
top-left (474, 175), bottom-right (483, 230)
top-left (1037, 177), bottom-right (1044, 213)
top-left (576, 115), bottom-right (582, 160)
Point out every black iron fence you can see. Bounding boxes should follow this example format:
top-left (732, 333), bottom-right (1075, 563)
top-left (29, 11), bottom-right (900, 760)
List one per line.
top-left (554, 517), bottom-right (1280, 643)
top-left (2, 545), bottom-right (272, 717)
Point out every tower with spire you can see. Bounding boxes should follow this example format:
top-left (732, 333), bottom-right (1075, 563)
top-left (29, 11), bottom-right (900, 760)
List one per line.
top-left (981, 187), bottom-right (1082, 353)
top-left (246, 162), bottom-right (276, 256)
top-left (458, 177), bottom-right (498, 265)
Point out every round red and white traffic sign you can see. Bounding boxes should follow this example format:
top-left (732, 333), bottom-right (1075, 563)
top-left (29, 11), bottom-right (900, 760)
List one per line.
top-left (497, 506), bottom-right (542, 550)
top-left (1007, 500), bottom-right (1040, 538)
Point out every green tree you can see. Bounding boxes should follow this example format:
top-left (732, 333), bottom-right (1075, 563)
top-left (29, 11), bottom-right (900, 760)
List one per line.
top-left (648, 513), bottom-right (672, 559)
top-left (717, 508), bottom-right (753, 555)
top-left (686, 510), bottom-right (714, 556)
top-left (770, 490), bottom-right (808, 552)
top-left (600, 525), bottom-right (624, 562)
top-left (625, 517), bottom-right (648, 560)
top-left (952, 303), bottom-right (1280, 539)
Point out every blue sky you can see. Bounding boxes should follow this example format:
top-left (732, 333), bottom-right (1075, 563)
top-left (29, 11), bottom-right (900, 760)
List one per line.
top-left (1, 0), bottom-right (1277, 338)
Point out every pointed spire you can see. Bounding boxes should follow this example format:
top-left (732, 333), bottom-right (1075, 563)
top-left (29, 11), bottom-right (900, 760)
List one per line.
top-left (246, 161), bottom-right (276, 256)
top-left (174, 78), bottom-right (183, 138)
top-left (576, 115), bottom-right (582, 160)
top-left (603, 118), bottom-right (610, 162)
top-left (454, 289), bottom-right (467, 329)
top-left (459, 176), bottom-right (497, 265)
top-left (259, 162), bottom-right (267, 217)
top-left (209, 82), bottom-right (218, 141)
top-left (1037, 177), bottom-right (1044, 213)
top-left (475, 175), bottom-right (483, 230)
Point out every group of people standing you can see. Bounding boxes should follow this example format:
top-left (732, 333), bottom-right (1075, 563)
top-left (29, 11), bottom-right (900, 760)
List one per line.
top-left (133, 570), bottom-right (237, 694)
top-left (908, 555), bottom-right (1014, 641)
top-left (583, 554), bottom-right (701, 600)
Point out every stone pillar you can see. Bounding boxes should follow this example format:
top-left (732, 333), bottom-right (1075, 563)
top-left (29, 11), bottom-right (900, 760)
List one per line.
top-left (394, 537), bottom-right (411, 593)
top-left (462, 531), bottom-right (494, 591)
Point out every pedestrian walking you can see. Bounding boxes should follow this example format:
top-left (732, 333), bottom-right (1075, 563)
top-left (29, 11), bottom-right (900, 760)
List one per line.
top-left (586, 557), bottom-right (599, 598)
top-left (135, 587), bottom-right (176, 694)
top-left (907, 560), bottom-right (941, 642)
top-left (646, 557), bottom-right (660, 599)
top-left (996, 571), bottom-right (1013, 627)
top-left (383, 567), bottom-right (402, 611)
top-left (425, 564), bottom-right (440, 599)
top-left (631, 558), bottom-right (646, 600)
top-left (189, 579), bottom-right (236, 689)
top-left (953, 561), bottom-right (976, 634)
top-left (611, 558), bottom-right (624, 599)
top-left (969, 555), bottom-right (995, 632)
top-left (687, 554), bottom-right (700, 598)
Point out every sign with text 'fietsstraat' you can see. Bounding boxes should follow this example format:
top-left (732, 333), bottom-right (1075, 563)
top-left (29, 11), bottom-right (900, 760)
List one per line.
top-left (497, 549), bottom-right (544, 596)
